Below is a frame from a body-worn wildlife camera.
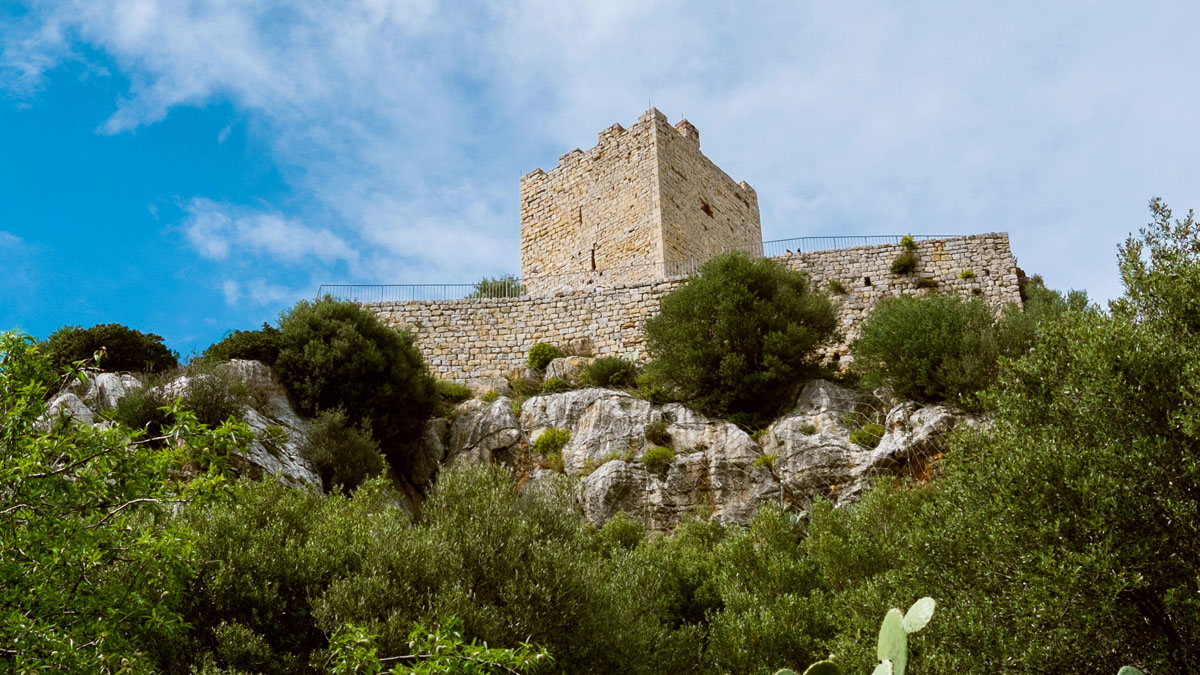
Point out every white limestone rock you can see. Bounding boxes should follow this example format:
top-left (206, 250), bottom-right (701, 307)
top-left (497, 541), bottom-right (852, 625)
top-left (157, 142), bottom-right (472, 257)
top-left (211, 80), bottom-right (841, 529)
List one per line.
top-left (43, 392), bottom-right (95, 426)
top-left (78, 372), bottom-right (143, 410)
top-left (520, 388), bottom-right (627, 443)
top-left (544, 356), bottom-right (595, 383)
top-left (790, 379), bottom-right (872, 436)
top-left (560, 394), bottom-right (659, 475)
top-left (446, 397), bottom-right (521, 465)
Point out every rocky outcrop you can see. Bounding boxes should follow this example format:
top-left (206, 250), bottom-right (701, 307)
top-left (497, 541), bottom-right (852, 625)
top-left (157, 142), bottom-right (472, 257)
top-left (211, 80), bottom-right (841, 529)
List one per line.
top-left (544, 356), bottom-right (594, 383)
top-left (435, 380), bottom-right (973, 531)
top-left (42, 361), bottom-right (321, 489)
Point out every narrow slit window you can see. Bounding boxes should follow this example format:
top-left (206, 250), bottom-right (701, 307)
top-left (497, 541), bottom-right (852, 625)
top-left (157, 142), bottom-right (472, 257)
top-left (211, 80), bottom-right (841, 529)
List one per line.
top-left (863, 276), bottom-right (872, 287)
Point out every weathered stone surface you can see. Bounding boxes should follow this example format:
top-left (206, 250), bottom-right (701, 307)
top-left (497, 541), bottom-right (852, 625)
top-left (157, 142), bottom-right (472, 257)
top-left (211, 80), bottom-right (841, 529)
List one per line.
top-left (413, 417), bottom-right (450, 490)
top-left (446, 397), bottom-right (521, 465)
top-left (560, 394), bottom-right (659, 475)
top-left (580, 460), bottom-right (649, 524)
top-left (763, 416), bottom-right (864, 506)
top-left (44, 392), bottom-right (95, 426)
top-left (78, 372), bottom-right (142, 410)
top-left (544, 356), bottom-right (594, 383)
top-left (465, 376), bottom-right (508, 397)
top-left (520, 389), bottom-right (625, 442)
top-left (790, 379), bottom-right (870, 435)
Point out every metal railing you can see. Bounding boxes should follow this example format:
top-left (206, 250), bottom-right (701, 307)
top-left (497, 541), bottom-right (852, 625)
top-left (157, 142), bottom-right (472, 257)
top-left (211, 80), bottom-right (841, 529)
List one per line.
top-left (316, 233), bottom-right (965, 303)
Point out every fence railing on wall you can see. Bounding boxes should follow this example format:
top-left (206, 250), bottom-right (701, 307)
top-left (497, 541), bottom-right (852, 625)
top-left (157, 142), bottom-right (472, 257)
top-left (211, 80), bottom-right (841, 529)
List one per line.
top-left (316, 233), bottom-right (965, 302)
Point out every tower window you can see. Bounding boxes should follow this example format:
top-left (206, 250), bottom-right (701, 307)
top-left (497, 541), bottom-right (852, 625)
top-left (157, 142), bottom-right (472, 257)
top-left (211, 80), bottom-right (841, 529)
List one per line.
top-left (863, 276), bottom-right (872, 287)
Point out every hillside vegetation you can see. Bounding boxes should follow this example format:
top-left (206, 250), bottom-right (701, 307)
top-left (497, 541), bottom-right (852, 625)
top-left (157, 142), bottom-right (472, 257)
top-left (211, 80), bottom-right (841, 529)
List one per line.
top-left (2, 200), bottom-right (1198, 673)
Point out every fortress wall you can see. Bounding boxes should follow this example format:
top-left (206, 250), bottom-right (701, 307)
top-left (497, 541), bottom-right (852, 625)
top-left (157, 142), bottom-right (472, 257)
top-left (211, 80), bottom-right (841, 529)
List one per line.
top-left (371, 234), bottom-right (1021, 381)
top-left (519, 112), bottom-right (663, 293)
top-left (655, 116), bottom-right (762, 275)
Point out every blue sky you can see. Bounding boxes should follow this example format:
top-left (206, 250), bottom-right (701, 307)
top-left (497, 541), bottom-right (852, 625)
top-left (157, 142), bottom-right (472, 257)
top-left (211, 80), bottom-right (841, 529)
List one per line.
top-left (2, 1), bottom-right (1199, 356)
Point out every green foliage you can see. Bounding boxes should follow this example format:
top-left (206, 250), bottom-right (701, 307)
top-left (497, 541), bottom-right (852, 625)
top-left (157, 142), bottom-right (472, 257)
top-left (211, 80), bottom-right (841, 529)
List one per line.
top-left (643, 251), bottom-right (837, 424)
top-left (327, 618), bottom-right (552, 674)
top-left (274, 297), bottom-right (436, 472)
top-left (580, 356), bottom-right (637, 388)
top-left (108, 378), bottom-right (175, 438)
top-left (641, 445), bottom-right (675, 472)
top-left (43, 322), bottom-right (178, 373)
top-left (900, 235), bottom-right (917, 251)
top-left (203, 323), bottom-right (283, 365)
top-left (753, 453), bottom-right (777, 469)
top-left (481, 389), bottom-right (500, 403)
top-left (914, 277), bottom-right (938, 290)
top-left (107, 363), bottom-right (253, 438)
top-left (527, 343), bottom-right (562, 371)
top-left (959, 269), bottom-right (975, 280)
top-left (532, 427), bottom-right (570, 456)
top-left (849, 423), bottom-right (885, 449)
top-left (828, 279), bottom-right (848, 295)
top-left (539, 377), bottom-right (570, 394)
top-left (302, 409), bottom-right (387, 493)
top-left (469, 275), bottom-right (524, 299)
top-left (851, 294), bottom-right (1015, 409)
top-left (509, 376), bottom-right (541, 396)
top-left (436, 380), bottom-right (472, 405)
top-left (890, 251), bottom-right (917, 275)
top-left (0, 331), bottom-right (247, 672)
top-left (645, 420), bottom-right (671, 447)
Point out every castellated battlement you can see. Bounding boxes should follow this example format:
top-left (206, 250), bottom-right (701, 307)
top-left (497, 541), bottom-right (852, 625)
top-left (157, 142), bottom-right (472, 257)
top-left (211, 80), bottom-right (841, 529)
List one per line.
top-left (520, 108), bottom-right (761, 294)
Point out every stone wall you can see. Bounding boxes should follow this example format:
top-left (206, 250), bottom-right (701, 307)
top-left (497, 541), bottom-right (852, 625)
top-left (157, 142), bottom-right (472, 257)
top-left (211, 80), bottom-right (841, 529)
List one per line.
top-left (371, 234), bottom-right (1021, 381)
top-left (519, 109), bottom-right (760, 293)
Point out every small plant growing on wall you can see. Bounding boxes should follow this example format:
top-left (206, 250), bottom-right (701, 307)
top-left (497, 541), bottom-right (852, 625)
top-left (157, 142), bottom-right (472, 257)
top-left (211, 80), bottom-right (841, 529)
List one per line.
top-left (891, 236), bottom-right (919, 275)
top-left (960, 269), bottom-right (976, 280)
top-left (533, 427), bottom-right (570, 456)
top-left (915, 277), bottom-right (939, 290)
top-left (828, 279), bottom-right (848, 295)
top-left (641, 445), bottom-right (675, 473)
top-left (527, 342), bottom-right (562, 371)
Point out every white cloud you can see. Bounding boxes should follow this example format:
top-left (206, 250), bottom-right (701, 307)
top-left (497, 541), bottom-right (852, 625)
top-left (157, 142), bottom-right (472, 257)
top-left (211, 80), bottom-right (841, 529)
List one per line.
top-left (5, 1), bottom-right (1200, 302)
top-left (183, 198), bottom-right (357, 267)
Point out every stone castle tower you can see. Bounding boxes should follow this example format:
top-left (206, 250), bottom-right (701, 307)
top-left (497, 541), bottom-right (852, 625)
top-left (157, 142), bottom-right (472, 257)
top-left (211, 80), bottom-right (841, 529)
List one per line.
top-left (520, 108), bottom-right (762, 294)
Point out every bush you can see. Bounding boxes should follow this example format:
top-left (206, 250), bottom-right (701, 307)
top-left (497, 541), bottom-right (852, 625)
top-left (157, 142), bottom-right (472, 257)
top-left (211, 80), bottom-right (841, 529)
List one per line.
top-left (301, 409), bottom-right (386, 493)
top-left (540, 377), bottom-right (571, 394)
top-left (203, 323), bottom-right (282, 365)
top-left (509, 376), bottom-right (541, 396)
top-left (642, 445), bottom-right (675, 472)
top-left (469, 275), bottom-right (524, 299)
top-left (851, 294), bottom-right (1014, 409)
top-left (527, 342), bottom-right (562, 371)
top-left (181, 362), bottom-right (253, 428)
top-left (827, 279), bottom-right (848, 295)
top-left (436, 380), bottom-right (472, 404)
top-left (109, 380), bottom-right (174, 438)
top-left (915, 277), bottom-right (938, 289)
top-left (643, 252), bottom-right (837, 424)
top-left (273, 297), bottom-right (436, 472)
top-left (645, 420), bottom-right (672, 447)
top-left (481, 389), bottom-right (500, 402)
top-left (43, 323), bottom-right (178, 373)
top-left (890, 250), bottom-right (917, 275)
top-left (960, 269), bottom-right (976, 280)
top-left (581, 357), bottom-right (637, 388)
top-left (848, 423), bottom-right (884, 448)
top-left (533, 427), bottom-right (570, 455)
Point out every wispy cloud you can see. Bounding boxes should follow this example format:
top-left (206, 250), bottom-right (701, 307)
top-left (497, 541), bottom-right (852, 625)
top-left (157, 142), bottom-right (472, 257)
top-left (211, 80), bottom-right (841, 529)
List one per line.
top-left (5, 0), bottom-right (1200, 303)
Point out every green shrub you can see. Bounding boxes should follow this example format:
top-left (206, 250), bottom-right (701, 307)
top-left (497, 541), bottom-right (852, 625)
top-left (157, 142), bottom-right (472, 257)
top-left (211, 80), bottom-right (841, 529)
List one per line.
top-left (509, 376), bottom-right (541, 396)
top-left (827, 279), bottom-right (848, 295)
top-left (181, 362), bottom-right (253, 428)
top-left (848, 423), bottom-right (885, 448)
top-left (532, 427), bottom-right (570, 455)
top-left (436, 380), bottom-right (472, 403)
top-left (540, 377), bottom-right (571, 394)
top-left (900, 234), bottom-right (917, 251)
top-left (469, 275), bottom-right (524, 299)
top-left (203, 323), bottom-right (282, 365)
top-left (798, 422), bottom-right (817, 435)
top-left (108, 381), bottom-right (173, 438)
top-left (890, 250), bottom-right (917, 275)
top-left (540, 450), bottom-right (565, 473)
top-left (527, 342), bottom-right (562, 371)
top-left (915, 277), bottom-right (938, 289)
top-left (635, 371), bottom-right (674, 404)
top-left (43, 323), bottom-right (178, 373)
top-left (753, 453), bottom-right (777, 469)
top-left (273, 297), bottom-right (436, 473)
top-left (642, 445), bottom-right (675, 472)
top-left (481, 389), bottom-right (500, 402)
top-left (581, 356), bottom-right (637, 388)
top-left (960, 269), bottom-right (976, 280)
top-left (643, 251), bottom-right (836, 424)
top-left (851, 294), bottom-right (1014, 409)
top-left (645, 420), bottom-right (672, 447)
top-left (301, 409), bottom-right (386, 493)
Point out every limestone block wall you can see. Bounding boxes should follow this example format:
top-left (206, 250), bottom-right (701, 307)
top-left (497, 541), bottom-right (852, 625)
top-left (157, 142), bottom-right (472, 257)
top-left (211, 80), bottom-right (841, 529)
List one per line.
top-left (778, 233), bottom-right (1023, 360)
top-left (655, 116), bottom-right (761, 276)
top-left (520, 112), bottom-right (663, 293)
top-left (519, 109), bottom-right (761, 293)
top-left (371, 234), bottom-right (1021, 381)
